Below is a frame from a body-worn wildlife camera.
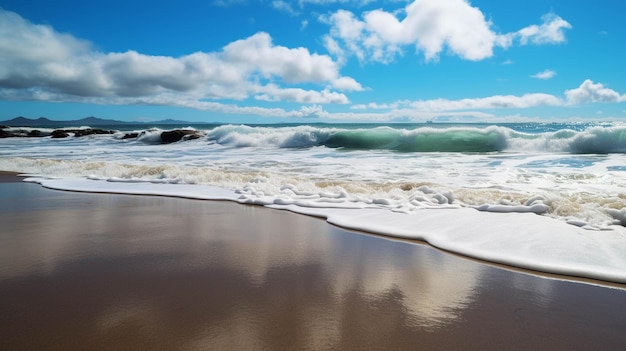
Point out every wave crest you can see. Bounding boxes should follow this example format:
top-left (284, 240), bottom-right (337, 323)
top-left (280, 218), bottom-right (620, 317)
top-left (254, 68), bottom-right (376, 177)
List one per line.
top-left (208, 125), bottom-right (510, 152)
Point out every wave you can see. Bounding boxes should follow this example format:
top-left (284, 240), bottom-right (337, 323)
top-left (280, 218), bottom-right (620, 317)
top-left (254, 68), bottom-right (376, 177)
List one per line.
top-left (324, 127), bottom-right (508, 152)
top-left (568, 127), bottom-right (626, 154)
top-left (6, 123), bottom-right (626, 154)
top-left (204, 124), bottom-right (626, 154)
top-left (506, 126), bottom-right (626, 154)
top-left (206, 125), bottom-right (509, 152)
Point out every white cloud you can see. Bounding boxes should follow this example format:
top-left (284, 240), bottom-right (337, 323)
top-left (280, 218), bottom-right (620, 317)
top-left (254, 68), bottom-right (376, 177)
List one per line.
top-left (0, 10), bottom-right (91, 64)
top-left (222, 32), bottom-right (341, 84)
top-left (565, 80), bottom-right (626, 104)
top-left (348, 80), bottom-right (626, 120)
top-left (331, 76), bottom-right (363, 91)
top-left (531, 69), bottom-right (556, 80)
top-left (323, 0), bottom-right (497, 62)
top-left (324, 108), bottom-right (496, 122)
top-left (252, 84), bottom-right (349, 103)
top-left (516, 13), bottom-right (572, 45)
top-left (322, 1), bottom-right (572, 63)
top-left (409, 93), bottom-right (563, 111)
top-left (322, 10), bottom-right (368, 62)
top-left (350, 101), bottom-right (407, 110)
top-left (162, 98), bottom-right (331, 119)
top-left (0, 9), bottom-right (358, 105)
top-left (271, 1), bottom-right (298, 16)
top-left (148, 79), bottom-right (626, 120)
top-left (496, 13), bottom-right (571, 48)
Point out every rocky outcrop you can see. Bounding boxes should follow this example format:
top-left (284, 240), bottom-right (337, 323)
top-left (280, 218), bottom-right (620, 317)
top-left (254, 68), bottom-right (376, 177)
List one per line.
top-left (0, 126), bottom-right (116, 138)
top-left (122, 132), bottom-right (139, 139)
top-left (0, 126), bottom-right (204, 144)
top-left (72, 128), bottom-right (115, 137)
top-left (1, 128), bottom-right (49, 138)
top-left (160, 130), bottom-right (205, 143)
top-left (51, 130), bottom-right (70, 138)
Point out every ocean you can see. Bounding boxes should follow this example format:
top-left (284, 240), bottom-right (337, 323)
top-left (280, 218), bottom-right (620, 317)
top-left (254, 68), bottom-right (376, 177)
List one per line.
top-left (2, 121), bottom-right (626, 284)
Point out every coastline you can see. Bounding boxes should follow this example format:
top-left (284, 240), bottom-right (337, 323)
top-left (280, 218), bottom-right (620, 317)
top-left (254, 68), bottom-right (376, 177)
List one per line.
top-left (2, 173), bottom-right (626, 350)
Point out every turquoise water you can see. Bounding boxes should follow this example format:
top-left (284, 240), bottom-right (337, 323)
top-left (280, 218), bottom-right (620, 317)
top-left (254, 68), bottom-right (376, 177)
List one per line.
top-left (28, 121), bottom-right (620, 154)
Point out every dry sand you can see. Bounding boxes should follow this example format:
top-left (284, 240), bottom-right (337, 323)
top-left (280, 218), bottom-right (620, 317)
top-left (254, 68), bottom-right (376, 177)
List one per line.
top-left (1, 172), bottom-right (626, 350)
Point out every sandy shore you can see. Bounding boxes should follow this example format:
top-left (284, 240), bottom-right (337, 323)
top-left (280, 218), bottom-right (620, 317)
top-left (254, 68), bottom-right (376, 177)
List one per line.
top-left (1, 172), bottom-right (626, 350)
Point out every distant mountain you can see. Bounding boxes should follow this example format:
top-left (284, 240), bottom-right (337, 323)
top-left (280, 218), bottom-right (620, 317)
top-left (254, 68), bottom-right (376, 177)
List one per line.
top-left (0, 116), bottom-right (125, 127)
top-left (0, 116), bottom-right (52, 126)
top-left (76, 116), bottom-right (128, 125)
top-left (0, 116), bottom-right (203, 127)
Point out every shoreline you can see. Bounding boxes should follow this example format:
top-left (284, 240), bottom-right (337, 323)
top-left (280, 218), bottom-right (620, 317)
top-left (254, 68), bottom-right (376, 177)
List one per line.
top-left (2, 173), bottom-right (626, 349)
top-left (9, 171), bottom-right (626, 289)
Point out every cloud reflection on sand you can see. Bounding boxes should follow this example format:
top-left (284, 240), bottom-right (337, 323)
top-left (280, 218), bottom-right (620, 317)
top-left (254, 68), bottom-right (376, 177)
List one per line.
top-left (1, 182), bottom-right (483, 348)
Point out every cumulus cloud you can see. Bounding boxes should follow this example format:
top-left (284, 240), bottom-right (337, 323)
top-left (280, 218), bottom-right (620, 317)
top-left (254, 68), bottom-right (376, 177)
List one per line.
top-left (331, 76), bottom-right (363, 90)
top-left (252, 85), bottom-right (349, 103)
top-left (322, 0), bottom-right (496, 62)
top-left (322, 0), bottom-right (572, 63)
top-left (353, 94), bottom-right (563, 114)
top-left (409, 94), bottom-right (563, 111)
top-left (349, 79), bottom-right (626, 119)
top-left (173, 79), bottom-right (626, 120)
top-left (222, 32), bottom-right (342, 84)
top-left (531, 69), bottom-right (556, 80)
top-left (0, 8), bottom-right (359, 106)
top-left (516, 13), bottom-right (572, 45)
top-left (0, 9), bottom-right (91, 63)
top-left (140, 96), bottom-right (331, 119)
top-left (565, 80), bottom-right (626, 104)
top-left (350, 101), bottom-right (408, 110)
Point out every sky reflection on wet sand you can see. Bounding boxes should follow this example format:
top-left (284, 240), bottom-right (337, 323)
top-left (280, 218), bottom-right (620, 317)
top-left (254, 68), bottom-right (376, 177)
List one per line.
top-left (1, 179), bottom-right (625, 350)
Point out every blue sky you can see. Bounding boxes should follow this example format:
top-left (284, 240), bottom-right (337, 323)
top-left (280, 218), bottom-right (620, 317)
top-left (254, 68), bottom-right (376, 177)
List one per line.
top-left (0, 0), bottom-right (625, 123)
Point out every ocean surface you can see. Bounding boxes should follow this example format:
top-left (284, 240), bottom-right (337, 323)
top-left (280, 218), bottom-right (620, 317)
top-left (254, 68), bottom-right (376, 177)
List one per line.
top-left (2, 121), bottom-right (626, 284)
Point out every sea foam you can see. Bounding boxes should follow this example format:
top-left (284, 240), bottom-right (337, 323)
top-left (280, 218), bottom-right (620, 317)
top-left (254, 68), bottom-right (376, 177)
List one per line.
top-left (23, 176), bottom-right (626, 284)
top-left (4, 122), bottom-right (626, 284)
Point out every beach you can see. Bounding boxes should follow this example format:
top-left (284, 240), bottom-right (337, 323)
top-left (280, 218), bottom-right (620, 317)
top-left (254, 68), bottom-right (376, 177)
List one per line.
top-left (1, 172), bottom-right (625, 350)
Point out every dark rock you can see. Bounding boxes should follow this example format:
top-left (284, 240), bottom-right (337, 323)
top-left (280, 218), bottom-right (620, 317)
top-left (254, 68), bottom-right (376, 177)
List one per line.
top-left (48, 128), bottom-right (115, 138)
top-left (72, 128), bottom-right (115, 137)
top-left (160, 130), bottom-right (204, 144)
top-left (0, 129), bottom-right (12, 138)
top-left (0, 127), bottom-right (51, 138)
top-left (0, 125), bottom-right (115, 138)
top-left (51, 130), bottom-right (70, 138)
top-left (0, 128), bottom-right (25, 138)
top-left (122, 132), bottom-right (139, 139)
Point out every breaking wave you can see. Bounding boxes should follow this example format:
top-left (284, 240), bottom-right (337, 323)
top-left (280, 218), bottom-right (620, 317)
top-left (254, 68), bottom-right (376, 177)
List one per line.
top-left (205, 124), bottom-right (626, 154)
top-left (5, 123), bottom-right (626, 154)
top-left (206, 125), bottom-right (508, 152)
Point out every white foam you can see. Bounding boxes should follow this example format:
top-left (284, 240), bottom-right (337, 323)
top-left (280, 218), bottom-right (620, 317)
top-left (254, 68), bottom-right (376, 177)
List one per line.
top-left (25, 176), bottom-right (626, 284)
top-left (4, 123), bottom-right (626, 284)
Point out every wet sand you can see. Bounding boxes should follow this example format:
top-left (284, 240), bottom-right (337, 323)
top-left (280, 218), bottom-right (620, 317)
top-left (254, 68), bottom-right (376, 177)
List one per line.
top-left (1, 172), bottom-right (626, 350)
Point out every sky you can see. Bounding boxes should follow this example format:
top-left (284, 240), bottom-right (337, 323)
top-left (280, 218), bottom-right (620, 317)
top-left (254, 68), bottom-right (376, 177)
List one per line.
top-left (0, 0), bottom-right (625, 123)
